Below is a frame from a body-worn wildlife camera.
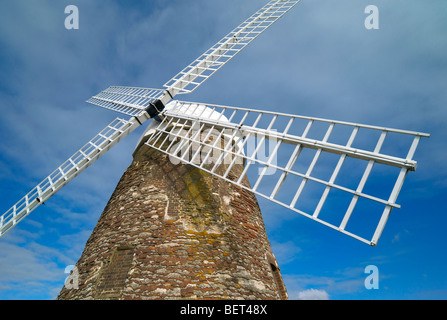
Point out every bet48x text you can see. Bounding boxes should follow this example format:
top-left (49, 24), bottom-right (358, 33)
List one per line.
top-left (225, 304), bottom-right (267, 315)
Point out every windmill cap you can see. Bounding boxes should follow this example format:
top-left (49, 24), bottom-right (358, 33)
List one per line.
top-left (134, 100), bottom-right (244, 154)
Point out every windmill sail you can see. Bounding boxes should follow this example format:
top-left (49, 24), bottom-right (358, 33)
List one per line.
top-left (164, 0), bottom-right (302, 96)
top-left (86, 86), bottom-right (165, 117)
top-left (1, 1), bottom-right (303, 238)
top-left (143, 101), bottom-right (429, 246)
top-left (87, 0), bottom-right (302, 117)
top-left (0, 114), bottom-right (150, 238)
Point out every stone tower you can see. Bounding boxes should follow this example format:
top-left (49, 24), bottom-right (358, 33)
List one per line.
top-left (57, 124), bottom-right (288, 300)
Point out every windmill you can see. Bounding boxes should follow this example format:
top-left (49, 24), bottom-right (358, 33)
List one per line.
top-left (1, 0), bottom-right (429, 300)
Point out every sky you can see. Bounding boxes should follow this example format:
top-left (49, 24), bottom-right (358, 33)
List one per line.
top-left (0, 0), bottom-right (446, 300)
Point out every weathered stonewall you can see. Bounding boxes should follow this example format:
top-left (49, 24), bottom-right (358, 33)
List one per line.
top-left (58, 131), bottom-right (287, 300)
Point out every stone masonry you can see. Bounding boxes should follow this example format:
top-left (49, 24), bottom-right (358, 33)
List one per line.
top-left (57, 130), bottom-right (287, 300)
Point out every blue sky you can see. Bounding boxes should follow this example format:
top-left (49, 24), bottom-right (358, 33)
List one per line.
top-left (0, 0), bottom-right (446, 300)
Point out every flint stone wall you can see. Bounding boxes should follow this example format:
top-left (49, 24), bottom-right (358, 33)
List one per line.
top-left (58, 134), bottom-right (287, 300)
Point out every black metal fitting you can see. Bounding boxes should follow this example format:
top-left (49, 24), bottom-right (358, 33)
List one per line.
top-left (146, 99), bottom-right (165, 118)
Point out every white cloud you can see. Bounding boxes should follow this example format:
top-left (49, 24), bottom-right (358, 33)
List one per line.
top-left (296, 288), bottom-right (330, 300)
top-left (283, 267), bottom-right (367, 300)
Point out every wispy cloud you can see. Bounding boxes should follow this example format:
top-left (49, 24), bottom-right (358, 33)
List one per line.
top-left (0, 241), bottom-right (66, 299)
top-left (271, 240), bottom-right (302, 265)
